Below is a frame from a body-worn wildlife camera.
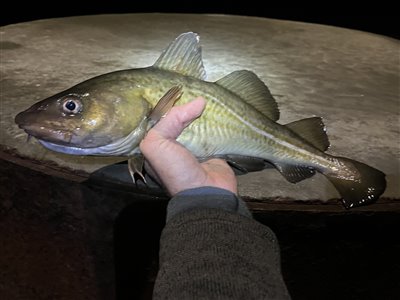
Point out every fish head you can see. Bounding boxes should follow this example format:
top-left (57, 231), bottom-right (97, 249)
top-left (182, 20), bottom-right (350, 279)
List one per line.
top-left (15, 80), bottom-right (151, 155)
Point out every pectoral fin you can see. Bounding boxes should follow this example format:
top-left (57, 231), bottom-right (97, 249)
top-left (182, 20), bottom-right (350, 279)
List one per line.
top-left (127, 86), bottom-right (182, 184)
top-left (128, 155), bottom-right (146, 184)
top-left (148, 85), bottom-right (183, 127)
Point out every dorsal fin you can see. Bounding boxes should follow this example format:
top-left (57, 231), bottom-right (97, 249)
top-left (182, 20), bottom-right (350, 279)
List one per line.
top-left (153, 32), bottom-right (206, 80)
top-left (215, 70), bottom-right (279, 121)
top-left (286, 117), bottom-right (330, 152)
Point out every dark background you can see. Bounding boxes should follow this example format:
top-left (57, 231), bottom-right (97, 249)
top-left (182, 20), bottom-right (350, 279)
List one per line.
top-left (1, 3), bottom-right (399, 40)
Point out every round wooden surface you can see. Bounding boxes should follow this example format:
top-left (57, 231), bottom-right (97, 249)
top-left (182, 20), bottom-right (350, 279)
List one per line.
top-left (1, 14), bottom-right (399, 201)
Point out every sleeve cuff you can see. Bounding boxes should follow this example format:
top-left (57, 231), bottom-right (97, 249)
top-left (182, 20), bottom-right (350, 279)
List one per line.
top-left (166, 186), bottom-right (252, 222)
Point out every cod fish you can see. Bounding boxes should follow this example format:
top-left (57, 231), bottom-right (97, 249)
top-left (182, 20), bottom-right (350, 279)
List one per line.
top-left (15, 32), bottom-right (386, 208)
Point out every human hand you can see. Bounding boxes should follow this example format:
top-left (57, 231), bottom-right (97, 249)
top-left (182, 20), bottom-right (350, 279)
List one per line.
top-left (140, 97), bottom-right (237, 196)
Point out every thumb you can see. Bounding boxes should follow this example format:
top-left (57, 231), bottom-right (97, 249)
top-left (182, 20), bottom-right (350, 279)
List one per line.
top-left (152, 97), bottom-right (206, 140)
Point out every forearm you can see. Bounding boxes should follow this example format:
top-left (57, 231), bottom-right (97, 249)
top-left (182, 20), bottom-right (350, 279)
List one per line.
top-left (153, 187), bottom-right (291, 299)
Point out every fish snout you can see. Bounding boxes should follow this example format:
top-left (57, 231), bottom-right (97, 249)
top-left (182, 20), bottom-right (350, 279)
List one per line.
top-left (14, 108), bottom-right (71, 143)
top-left (15, 98), bottom-right (55, 127)
top-left (15, 110), bottom-right (29, 127)
top-left (15, 112), bottom-right (22, 125)
top-left (14, 110), bottom-right (43, 130)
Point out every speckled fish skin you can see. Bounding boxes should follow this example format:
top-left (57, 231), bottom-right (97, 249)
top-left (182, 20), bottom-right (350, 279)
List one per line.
top-left (15, 32), bottom-right (386, 208)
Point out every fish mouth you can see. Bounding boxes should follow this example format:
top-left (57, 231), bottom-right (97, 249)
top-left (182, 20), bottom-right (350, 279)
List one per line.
top-left (17, 124), bottom-right (74, 146)
top-left (17, 124), bottom-right (104, 155)
top-left (16, 116), bottom-right (142, 157)
top-left (15, 109), bottom-right (76, 145)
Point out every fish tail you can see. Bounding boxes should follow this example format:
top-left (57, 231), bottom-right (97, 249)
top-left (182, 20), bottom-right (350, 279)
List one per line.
top-left (322, 156), bottom-right (386, 208)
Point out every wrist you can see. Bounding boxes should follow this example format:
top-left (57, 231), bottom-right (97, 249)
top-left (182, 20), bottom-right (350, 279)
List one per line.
top-left (166, 186), bottom-right (252, 222)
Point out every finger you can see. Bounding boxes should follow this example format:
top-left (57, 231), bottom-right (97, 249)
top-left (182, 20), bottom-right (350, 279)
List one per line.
top-left (152, 97), bottom-right (206, 140)
top-left (140, 97), bottom-right (208, 195)
top-left (140, 96), bottom-right (206, 164)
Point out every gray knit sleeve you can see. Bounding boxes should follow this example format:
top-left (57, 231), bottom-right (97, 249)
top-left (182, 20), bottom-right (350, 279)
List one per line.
top-left (153, 208), bottom-right (291, 299)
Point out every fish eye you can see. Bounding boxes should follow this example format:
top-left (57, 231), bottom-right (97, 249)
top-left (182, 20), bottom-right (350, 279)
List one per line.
top-left (62, 97), bottom-right (82, 114)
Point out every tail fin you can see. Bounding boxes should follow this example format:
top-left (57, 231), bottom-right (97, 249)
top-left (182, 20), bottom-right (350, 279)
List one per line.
top-left (323, 157), bottom-right (386, 208)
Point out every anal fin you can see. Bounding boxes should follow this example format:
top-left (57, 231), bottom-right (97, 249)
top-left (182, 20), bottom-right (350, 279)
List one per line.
top-left (225, 154), bottom-right (273, 175)
top-left (274, 162), bottom-right (316, 183)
